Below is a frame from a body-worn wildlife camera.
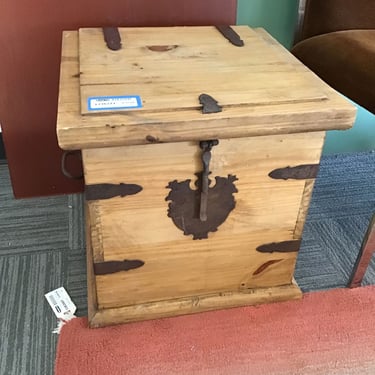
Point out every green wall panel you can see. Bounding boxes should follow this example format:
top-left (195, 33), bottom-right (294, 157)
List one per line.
top-left (236, 0), bottom-right (375, 154)
top-left (323, 102), bottom-right (375, 155)
top-left (237, 0), bottom-right (299, 48)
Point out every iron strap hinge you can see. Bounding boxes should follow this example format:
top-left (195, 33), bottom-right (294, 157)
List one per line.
top-left (102, 27), bottom-right (122, 51)
top-left (215, 25), bottom-right (244, 47)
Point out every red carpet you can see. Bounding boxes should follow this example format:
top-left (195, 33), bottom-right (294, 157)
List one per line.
top-left (55, 286), bottom-right (375, 375)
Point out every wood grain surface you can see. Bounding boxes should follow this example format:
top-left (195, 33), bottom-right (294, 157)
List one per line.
top-left (57, 26), bottom-right (355, 326)
top-left (84, 132), bottom-right (324, 310)
top-left (56, 28), bottom-right (356, 150)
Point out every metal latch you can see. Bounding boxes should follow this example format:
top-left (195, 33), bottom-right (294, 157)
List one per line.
top-left (199, 140), bottom-right (219, 221)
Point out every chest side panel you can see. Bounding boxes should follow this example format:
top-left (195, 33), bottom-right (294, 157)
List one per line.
top-left (83, 132), bottom-right (325, 308)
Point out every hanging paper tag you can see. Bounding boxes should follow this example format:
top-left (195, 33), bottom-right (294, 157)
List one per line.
top-left (45, 287), bottom-right (77, 320)
top-left (87, 95), bottom-right (142, 111)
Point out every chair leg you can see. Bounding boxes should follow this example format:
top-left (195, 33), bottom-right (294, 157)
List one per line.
top-left (348, 214), bottom-right (375, 288)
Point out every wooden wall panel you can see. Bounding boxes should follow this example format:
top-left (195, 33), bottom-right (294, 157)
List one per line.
top-left (0, 0), bottom-right (237, 197)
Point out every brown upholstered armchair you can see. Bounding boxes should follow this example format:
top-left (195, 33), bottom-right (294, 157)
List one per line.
top-left (292, 0), bottom-right (375, 114)
top-left (291, 0), bottom-right (375, 288)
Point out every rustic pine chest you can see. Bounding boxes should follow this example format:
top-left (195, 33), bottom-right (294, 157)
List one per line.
top-left (56, 26), bottom-right (355, 327)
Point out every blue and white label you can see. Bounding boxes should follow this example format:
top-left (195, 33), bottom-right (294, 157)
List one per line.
top-left (88, 95), bottom-right (142, 111)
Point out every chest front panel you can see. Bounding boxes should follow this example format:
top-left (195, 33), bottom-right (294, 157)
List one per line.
top-left (84, 132), bottom-right (324, 309)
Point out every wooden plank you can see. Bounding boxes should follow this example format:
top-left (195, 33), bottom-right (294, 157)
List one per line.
top-left (79, 63), bottom-right (312, 85)
top-left (82, 134), bottom-right (325, 234)
top-left (83, 132), bottom-right (324, 308)
top-left (78, 27), bottom-right (303, 78)
top-left (78, 26), bottom-right (310, 83)
top-left (87, 202), bottom-right (104, 263)
top-left (85, 204), bottom-right (98, 323)
top-left (91, 230), bottom-right (298, 309)
top-left (56, 30), bottom-right (356, 150)
top-left (78, 28), bottom-right (317, 81)
top-left (80, 78), bottom-right (326, 115)
top-left (294, 179), bottom-right (319, 238)
top-left (89, 281), bottom-right (302, 327)
top-left (78, 26), bottom-right (327, 114)
top-left (79, 26), bottom-right (260, 53)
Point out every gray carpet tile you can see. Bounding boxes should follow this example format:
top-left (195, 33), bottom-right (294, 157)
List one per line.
top-left (67, 194), bottom-right (85, 253)
top-left (306, 152), bottom-right (375, 220)
top-left (65, 193), bottom-right (88, 316)
top-left (0, 251), bottom-right (63, 375)
top-left (295, 151), bottom-right (375, 291)
top-left (65, 252), bottom-right (88, 317)
top-left (0, 168), bottom-right (71, 256)
top-left (1, 151), bottom-right (375, 375)
top-left (294, 240), bottom-right (340, 290)
top-left (0, 164), bottom-right (85, 375)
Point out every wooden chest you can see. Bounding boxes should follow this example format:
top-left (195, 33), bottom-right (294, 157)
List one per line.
top-left (56, 26), bottom-right (355, 327)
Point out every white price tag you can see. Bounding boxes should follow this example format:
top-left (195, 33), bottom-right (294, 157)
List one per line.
top-left (88, 95), bottom-right (142, 111)
top-left (45, 287), bottom-right (77, 320)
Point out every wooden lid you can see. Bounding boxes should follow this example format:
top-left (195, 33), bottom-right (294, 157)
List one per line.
top-left (79, 26), bottom-right (325, 115)
top-left (57, 26), bottom-right (356, 149)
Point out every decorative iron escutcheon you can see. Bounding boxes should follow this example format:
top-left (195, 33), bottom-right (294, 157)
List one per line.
top-left (166, 140), bottom-right (238, 240)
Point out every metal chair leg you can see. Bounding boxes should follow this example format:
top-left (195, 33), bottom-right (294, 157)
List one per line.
top-left (348, 214), bottom-right (375, 288)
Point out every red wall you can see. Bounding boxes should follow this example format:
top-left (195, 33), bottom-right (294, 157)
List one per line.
top-left (0, 0), bottom-right (237, 197)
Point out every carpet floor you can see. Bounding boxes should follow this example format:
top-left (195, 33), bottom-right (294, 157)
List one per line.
top-left (1, 152), bottom-right (375, 374)
top-left (55, 286), bottom-right (375, 375)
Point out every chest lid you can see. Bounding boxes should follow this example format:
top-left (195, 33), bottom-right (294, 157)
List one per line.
top-left (78, 26), bottom-right (324, 115)
top-left (57, 26), bottom-right (356, 149)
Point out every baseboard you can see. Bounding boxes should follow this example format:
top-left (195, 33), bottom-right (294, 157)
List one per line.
top-left (88, 283), bottom-right (302, 328)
